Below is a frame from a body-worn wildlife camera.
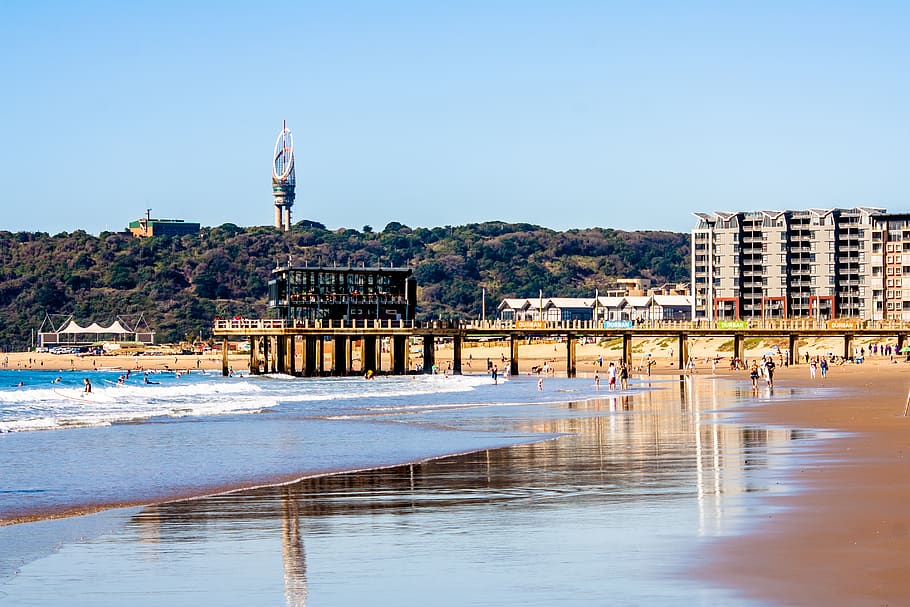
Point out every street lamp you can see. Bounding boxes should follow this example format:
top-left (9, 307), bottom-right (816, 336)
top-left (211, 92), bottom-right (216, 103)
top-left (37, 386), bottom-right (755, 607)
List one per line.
top-left (481, 287), bottom-right (486, 323)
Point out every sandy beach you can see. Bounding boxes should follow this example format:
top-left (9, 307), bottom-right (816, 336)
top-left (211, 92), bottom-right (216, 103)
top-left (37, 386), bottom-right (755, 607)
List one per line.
top-left (695, 360), bottom-right (910, 605)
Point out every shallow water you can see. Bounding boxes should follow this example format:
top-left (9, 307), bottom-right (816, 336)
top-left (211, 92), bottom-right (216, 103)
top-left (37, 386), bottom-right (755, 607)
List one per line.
top-left (0, 372), bottom-right (838, 605)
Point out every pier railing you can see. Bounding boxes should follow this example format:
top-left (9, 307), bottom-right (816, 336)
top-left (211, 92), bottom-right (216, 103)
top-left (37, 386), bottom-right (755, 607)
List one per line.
top-left (214, 317), bottom-right (910, 333)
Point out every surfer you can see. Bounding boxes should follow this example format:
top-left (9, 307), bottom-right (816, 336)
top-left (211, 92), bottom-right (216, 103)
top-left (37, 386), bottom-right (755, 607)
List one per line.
top-left (83, 378), bottom-right (92, 394)
top-left (53, 377), bottom-right (61, 383)
top-left (144, 374), bottom-right (159, 385)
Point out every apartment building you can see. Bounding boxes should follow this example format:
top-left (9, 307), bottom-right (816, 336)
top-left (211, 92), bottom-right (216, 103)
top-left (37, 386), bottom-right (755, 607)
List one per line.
top-left (691, 207), bottom-right (886, 321)
top-left (870, 213), bottom-right (910, 321)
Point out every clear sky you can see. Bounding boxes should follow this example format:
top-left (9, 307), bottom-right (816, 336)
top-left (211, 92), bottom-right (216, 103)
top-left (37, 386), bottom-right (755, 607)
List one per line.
top-left (2, 1), bottom-right (908, 235)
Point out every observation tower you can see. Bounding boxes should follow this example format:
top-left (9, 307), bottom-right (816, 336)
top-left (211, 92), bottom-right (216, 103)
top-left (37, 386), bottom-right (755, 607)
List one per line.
top-left (272, 121), bottom-right (296, 231)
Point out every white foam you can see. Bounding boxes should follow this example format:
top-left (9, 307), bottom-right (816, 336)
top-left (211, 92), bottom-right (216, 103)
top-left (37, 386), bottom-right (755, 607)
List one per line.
top-left (0, 378), bottom-right (277, 433)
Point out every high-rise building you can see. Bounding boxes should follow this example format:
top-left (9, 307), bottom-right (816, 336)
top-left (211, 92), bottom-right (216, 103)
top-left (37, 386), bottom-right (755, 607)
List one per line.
top-left (691, 207), bottom-right (887, 321)
top-left (870, 213), bottom-right (910, 321)
top-left (272, 121), bottom-right (296, 231)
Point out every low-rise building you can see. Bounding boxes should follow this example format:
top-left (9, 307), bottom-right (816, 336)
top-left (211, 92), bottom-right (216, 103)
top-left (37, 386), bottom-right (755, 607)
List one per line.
top-left (129, 217), bottom-right (201, 238)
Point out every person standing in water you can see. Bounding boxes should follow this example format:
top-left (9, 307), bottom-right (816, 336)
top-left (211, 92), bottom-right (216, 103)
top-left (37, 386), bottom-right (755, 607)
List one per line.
top-left (83, 378), bottom-right (92, 394)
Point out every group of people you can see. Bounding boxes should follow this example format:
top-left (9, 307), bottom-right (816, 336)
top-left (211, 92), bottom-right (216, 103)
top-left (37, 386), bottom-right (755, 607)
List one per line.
top-left (748, 355), bottom-right (777, 389)
top-left (594, 360), bottom-right (630, 391)
top-left (808, 356), bottom-right (830, 379)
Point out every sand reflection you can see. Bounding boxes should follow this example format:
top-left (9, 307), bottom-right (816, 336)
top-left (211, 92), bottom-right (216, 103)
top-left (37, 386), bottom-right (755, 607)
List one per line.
top-left (119, 376), bottom-right (814, 605)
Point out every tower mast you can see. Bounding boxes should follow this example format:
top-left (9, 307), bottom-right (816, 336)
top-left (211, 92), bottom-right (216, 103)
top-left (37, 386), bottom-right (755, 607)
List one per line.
top-left (272, 121), bottom-right (296, 231)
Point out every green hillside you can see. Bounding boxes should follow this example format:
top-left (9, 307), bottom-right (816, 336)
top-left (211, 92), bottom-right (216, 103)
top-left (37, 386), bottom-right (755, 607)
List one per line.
top-left (0, 221), bottom-right (690, 349)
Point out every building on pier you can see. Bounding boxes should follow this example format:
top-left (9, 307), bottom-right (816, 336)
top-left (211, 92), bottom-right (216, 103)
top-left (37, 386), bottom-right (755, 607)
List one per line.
top-left (268, 266), bottom-right (417, 322)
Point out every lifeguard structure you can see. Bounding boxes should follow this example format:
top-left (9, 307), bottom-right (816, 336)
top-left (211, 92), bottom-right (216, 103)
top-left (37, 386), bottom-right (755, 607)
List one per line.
top-left (272, 121), bottom-right (296, 231)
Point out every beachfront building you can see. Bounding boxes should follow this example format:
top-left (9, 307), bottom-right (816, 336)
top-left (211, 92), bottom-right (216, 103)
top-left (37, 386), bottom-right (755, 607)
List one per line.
top-left (691, 207), bottom-right (886, 321)
top-left (870, 213), bottom-right (910, 321)
top-left (498, 295), bottom-right (692, 324)
top-left (268, 266), bottom-right (417, 322)
top-left (497, 297), bottom-right (596, 322)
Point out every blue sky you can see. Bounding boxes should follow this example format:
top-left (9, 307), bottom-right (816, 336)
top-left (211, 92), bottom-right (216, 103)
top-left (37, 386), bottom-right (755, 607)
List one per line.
top-left (2, 1), bottom-right (908, 235)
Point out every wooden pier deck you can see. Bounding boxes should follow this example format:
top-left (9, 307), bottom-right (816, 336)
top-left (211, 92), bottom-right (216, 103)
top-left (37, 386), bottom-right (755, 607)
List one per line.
top-left (213, 318), bottom-right (910, 378)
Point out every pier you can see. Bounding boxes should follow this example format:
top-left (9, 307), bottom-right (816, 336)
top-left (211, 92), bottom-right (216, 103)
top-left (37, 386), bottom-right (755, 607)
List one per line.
top-left (212, 318), bottom-right (910, 378)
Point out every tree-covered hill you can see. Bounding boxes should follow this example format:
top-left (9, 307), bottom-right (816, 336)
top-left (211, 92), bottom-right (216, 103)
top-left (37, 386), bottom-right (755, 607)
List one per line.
top-left (0, 221), bottom-right (689, 349)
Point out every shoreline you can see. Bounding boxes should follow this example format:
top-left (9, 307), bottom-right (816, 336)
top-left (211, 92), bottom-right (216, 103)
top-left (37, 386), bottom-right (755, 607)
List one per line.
top-left (695, 362), bottom-right (910, 604)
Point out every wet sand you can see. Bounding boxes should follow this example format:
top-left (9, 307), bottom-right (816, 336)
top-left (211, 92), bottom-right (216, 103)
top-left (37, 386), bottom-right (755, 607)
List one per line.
top-left (1, 370), bottom-right (778, 605)
top-left (697, 362), bottom-right (910, 605)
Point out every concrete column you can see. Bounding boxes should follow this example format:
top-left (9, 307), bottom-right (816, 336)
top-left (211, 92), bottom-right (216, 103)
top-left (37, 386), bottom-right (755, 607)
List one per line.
top-left (304, 336), bottom-right (317, 376)
top-left (566, 334), bottom-right (577, 378)
top-left (250, 336), bottom-right (260, 375)
top-left (317, 337), bottom-right (324, 375)
top-left (333, 336), bottom-right (348, 375)
top-left (287, 336), bottom-right (296, 375)
top-left (678, 334), bottom-right (688, 369)
top-left (844, 334), bottom-right (853, 360)
top-left (392, 335), bottom-right (408, 375)
top-left (222, 338), bottom-right (229, 377)
top-left (732, 334), bottom-right (743, 362)
top-left (363, 337), bottom-right (377, 374)
top-left (453, 335), bottom-right (462, 375)
top-left (276, 336), bottom-right (286, 374)
top-left (422, 335), bottom-right (435, 373)
top-left (374, 336), bottom-right (383, 373)
top-left (789, 334), bottom-right (800, 365)
top-left (263, 337), bottom-right (271, 373)
top-left (622, 333), bottom-right (633, 367)
top-left (510, 334), bottom-right (519, 376)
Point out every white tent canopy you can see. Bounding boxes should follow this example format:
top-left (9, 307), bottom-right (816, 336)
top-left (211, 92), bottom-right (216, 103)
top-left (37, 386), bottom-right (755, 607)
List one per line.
top-left (58, 319), bottom-right (133, 335)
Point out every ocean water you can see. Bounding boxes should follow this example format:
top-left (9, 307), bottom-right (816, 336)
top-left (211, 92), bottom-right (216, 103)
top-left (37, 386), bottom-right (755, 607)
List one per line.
top-left (0, 368), bottom-right (837, 605)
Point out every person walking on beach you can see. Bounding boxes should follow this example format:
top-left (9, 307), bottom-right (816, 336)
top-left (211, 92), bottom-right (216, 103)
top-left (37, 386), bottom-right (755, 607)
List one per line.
top-left (765, 357), bottom-right (775, 388)
top-left (594, 373), bottom-right (600, 389)
top-left (491, 365), bottom-right (498, 384)
top-left (686, 357), bottom-right (696, 374)
top-left (809, 358), bottom-right (817, 379)
top-left (537, 377), bottom-right (543, 391)
top-left (607, 362), bottom-right (617, 391)
top-left (749, 361), bottom-right (759, 389)
top-left (619, 362), bottom-right (629, 390)
top-left (820, 357), bottom-right (828, 378)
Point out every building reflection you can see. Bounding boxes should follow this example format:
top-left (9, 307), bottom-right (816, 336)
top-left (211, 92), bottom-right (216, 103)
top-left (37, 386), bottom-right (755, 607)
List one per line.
top-left (128, 375), bottom-right (812, 602)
